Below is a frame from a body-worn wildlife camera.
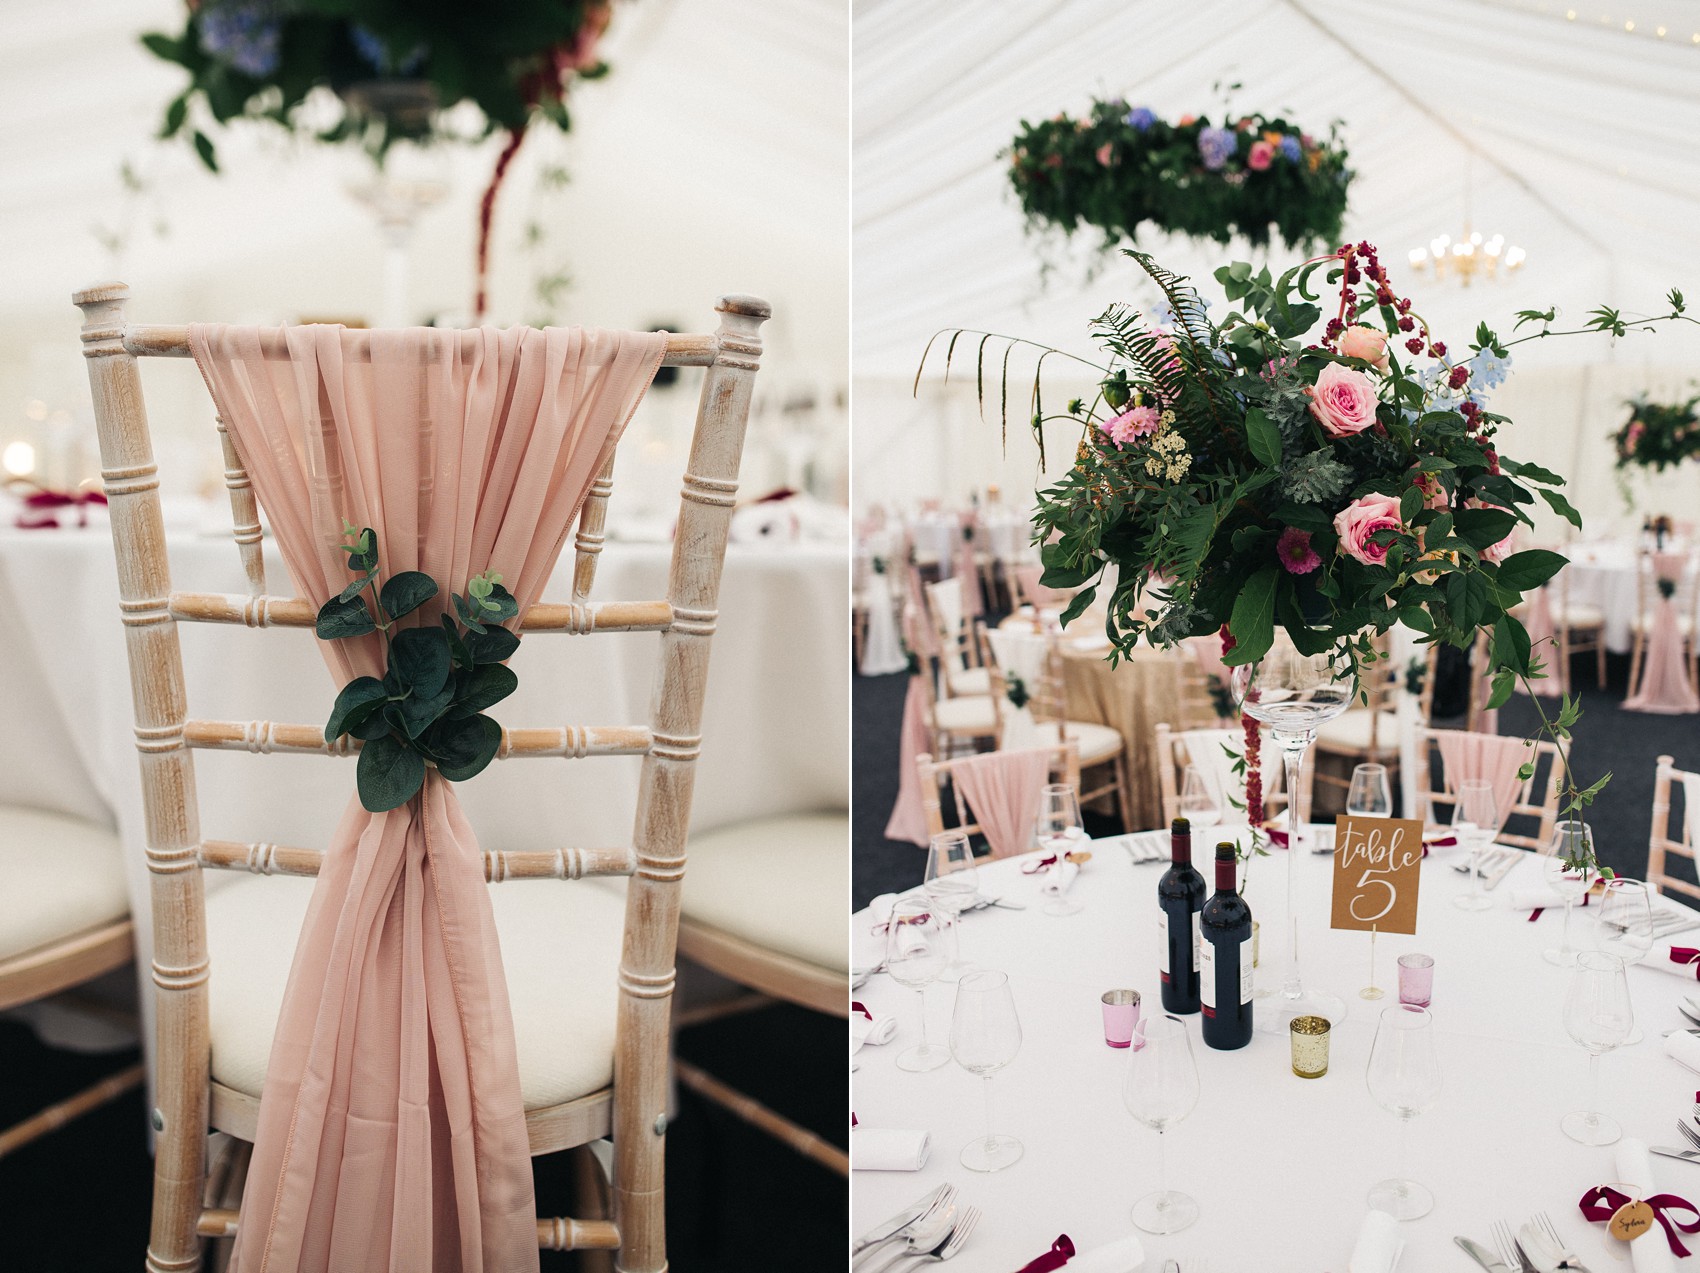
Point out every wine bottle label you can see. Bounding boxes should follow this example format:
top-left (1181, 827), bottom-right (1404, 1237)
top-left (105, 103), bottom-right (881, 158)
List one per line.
top-left (1158, 906), bottom-right (1170, 984)
top-left (1192, 912), bottom-right (1201, 974)
top-left (1238, 938), bottom-right (1254, 1005)
top-left (1200, 940), bottom-right (1215, 1011)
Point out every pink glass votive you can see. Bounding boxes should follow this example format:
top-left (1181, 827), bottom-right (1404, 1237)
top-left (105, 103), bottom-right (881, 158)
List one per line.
top-left (1397, 953), bottom-right (1434, 1007)
top-left (1101, 989), bottom-right (1140, 1048)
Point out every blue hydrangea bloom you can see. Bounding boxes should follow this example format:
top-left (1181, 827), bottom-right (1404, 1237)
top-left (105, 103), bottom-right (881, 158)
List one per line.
top-left (198, 1), bottom-right (282, 78)
top-left (1124, 107), bottom-right (1157, 132)
top-left (1197, 126), bottom-right (1236, 171)
top-left (1280, 135), bottom-right (1302, 162)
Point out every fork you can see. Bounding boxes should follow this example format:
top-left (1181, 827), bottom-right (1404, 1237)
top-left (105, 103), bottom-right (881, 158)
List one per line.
top-left (1532, 1211), bottom-right (1593, 1273)
top-left (1679, 1120), bottom-right (1700, 1153)
top-left (894, 1205), bottom-right (980, 1267)
top-left (1491, 1219), bottom-right (1532, 1273)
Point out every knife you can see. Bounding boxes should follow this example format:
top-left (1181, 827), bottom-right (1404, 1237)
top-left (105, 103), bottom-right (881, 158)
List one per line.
top-left (1484, 850), bottom-right (1521, 892)
top-left (852, 1183), bottom-right (945, 1254)
top-left (1455, 1235), bottom-right (1514, 1272)
top-left (1652, 1145), bottom-right (1700, 1164)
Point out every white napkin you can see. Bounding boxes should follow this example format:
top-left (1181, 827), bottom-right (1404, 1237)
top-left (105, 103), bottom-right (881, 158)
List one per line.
top-left (851, 1009), bottom-right (898, 1051)
top-left (1349, 1209), bottom-right (1402, 1273)
top-left (1615, 1138), bottom-right (1676, 1273)
top-left (1040, 861), bottom-right (1080, 896)
top-left (1664, 1030), bottom-right (1700, 1074)
top-left (1069, 1233), bottom-right (1146, 1272)
top-left (1506, 884), bottom-right (1578, 910)
top-left (849, 1128), bottom-right (931, 1171)
top-left (1644, 942), bottom-right (1700, 981)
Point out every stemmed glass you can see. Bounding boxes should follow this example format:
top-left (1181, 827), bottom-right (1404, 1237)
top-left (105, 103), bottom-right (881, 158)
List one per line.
top-left (1121, 1014), bottom-right (1202, 1234)
top-left (885, 893), bottom-right (952, 1072)
top-left (949, 970), bottom-right (1024, 1171)
top-left (1596, 878), bottom-right (1654, 1044)
top-left (924, 831), bottom-right (981, 982)
top-left (1346, 762), bottom-right (1392, 818)
top-left (1543, 821), bottom-right (1599, 967)
top-left (1365, 1004), bottom-right (1443, 1220)
top-left (1561, 951), bottom-right (1634, 1145)
top-left (1179, 765), bottom-right (1223, 833)
top-left (1451, 780), bottom-right (1500, 912)
top-left (1035, 783), bottom-right (1087, 917)
top-left (1231, 636), bottom-right (1355, 1029)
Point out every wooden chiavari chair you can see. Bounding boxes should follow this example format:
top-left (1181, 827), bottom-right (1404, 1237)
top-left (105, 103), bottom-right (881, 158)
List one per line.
top-left (74, 283), bottom-right (766, 1273)
top-left (1627, 546), bottom-right (1699, 702)
top-left (1648, 755), bottom-right (1700, 902)
top-left (924, 576), bottom-right (990, 698)
top-left (903, 604), bottom-right (999, 758)
top-left (1409, 728), bottom-right (1561, 852)
top-left (915, 741), bottom-right (1081, 847)
top-left (1154, 721), bottom-right (1310, 828)
top-left (1314, 633), bottom-right (1401, 799)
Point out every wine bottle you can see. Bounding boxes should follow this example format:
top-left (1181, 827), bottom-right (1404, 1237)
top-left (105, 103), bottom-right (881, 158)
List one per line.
top-left (1157, 816), bottom-right (1206, 1014)
top-left (1200, 840), bottom-right (1253, 1050)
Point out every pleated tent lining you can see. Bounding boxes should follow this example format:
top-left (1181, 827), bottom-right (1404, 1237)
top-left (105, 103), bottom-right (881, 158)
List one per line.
top-left (188, 323), bottom-right (667, 1273)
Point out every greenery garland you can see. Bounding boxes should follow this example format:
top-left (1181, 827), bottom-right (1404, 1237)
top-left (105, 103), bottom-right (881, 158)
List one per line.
top-left (1613, 394), bottom-right (1700, 472)
top-left (1007, 99), bottom-right (1352, 253)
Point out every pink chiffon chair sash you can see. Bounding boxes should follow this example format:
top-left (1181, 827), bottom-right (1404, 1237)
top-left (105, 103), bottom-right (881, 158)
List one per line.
top-left (1516, 587), bottom-right (1560, 697)
top-left (1626, 569), bottom-right (1700, 713)
top-left (884, 674), bottom-right (933, 847)
top-left (952, 747), bottom-right (1050, 859)
top-left (955, 534), bottom-right (983, 620)
top-left (904, 564), bottom-right (940, 658)
top-left (1434, 730), bottom-right (1528, 831)
top-left (189, 323), bottom-right (666, 1273)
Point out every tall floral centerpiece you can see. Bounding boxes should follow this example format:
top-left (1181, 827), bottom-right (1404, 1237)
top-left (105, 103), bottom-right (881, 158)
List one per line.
top-left (142, 0), bottom-right (618, 316)
top-left (1614, 394), bottom-right (1700, 473)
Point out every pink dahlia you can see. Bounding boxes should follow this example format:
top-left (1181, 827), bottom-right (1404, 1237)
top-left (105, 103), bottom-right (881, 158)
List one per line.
top-left (1276, 527), bottom-right (1321, 575)
top-left (1103, 404), bottom-right (1160, 447)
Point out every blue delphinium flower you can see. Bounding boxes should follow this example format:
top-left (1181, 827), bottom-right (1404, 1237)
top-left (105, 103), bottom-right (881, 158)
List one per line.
top-left (1470, 348), bottom-right (1511, 390)
top-left (351, 24), bottom-right (427, 75)
top-left (1124, 106), bottom-right (1157, 132)
top-left (1148, 299), bottom-right (1177, 330)
top-left (198, 0), bottom-right (283, 78)
top-left (1197, 126), bottom-right (1236, 171)
top-left (1279, 135), bottom-right (1302, 163)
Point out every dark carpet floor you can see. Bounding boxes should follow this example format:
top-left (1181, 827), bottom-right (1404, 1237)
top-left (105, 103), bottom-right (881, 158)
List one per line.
top-left (0, 1003), bottom-right (845, 1271)
top-left (854, 650), bottom-right (1700, 911)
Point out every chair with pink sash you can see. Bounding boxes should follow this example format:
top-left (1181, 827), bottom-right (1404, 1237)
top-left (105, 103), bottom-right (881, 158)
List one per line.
top-left (76, 283), bottom-right (766, 1273)
top-left (1412, 728), bottom-right (1561, 852)
top-left (1626, 549), bottom-right (1700, 715)
top-left (915, 743), bottom-right (1080, 858)
top-left (1647, 754), bottom-right (1700, 905)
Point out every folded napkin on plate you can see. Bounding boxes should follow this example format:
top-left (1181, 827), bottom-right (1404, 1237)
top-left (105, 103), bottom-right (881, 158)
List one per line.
top-left (1041, 861), bottom-right (1080, 896)
top-left (1612, 1139), bottom-right (1678, 1273)
top-left (1665, 1030), bottom-right (1700, 1074)
top-left (1349, 1209), bottom-right (1402, 1273)
top-left (849, 1127), bottom-right (931, 1172)
top-left (1507, 885), bottom-right (1591, 911)
top-left (1648, 943), bottom-right (1700, 980)
top-left (850, 1000), bottom-right (898, 1050)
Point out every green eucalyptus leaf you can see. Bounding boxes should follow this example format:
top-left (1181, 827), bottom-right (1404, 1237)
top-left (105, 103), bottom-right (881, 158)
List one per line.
top-left (480, 583), bottom-right (519, 621)
top-left (338, 571), bottom-right (375, 604)
top-left (465, 625), bottom-right (521, 665)
top-left (324, 676), bottom-right (387, 742)
top-left (356, 734), bottom-right (425, 812)
top-left (441, 614), bottom-right (473, 668)
top-left (396, 678), bottom-right (455, 740)
top-left (346, 527), bottom-right (379, 573)
top-left (380, 571), bottom-right (438, 621)
top-left (351, 710), bottom-right (394, 742)
top-left (428, 714), bottom-right (503, 782)
top-left (454, 592), bottom-right (488, 634)
top-left (315, 594), bottom-right (376, 640)
top-left (449, 664), bottom-right (518, 719)
top-left (391, 627), bottom-right (452, 696)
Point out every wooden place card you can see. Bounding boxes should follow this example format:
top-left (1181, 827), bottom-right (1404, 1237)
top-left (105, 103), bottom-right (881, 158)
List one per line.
top-left (1329, 815), bottom-right (1424, 935)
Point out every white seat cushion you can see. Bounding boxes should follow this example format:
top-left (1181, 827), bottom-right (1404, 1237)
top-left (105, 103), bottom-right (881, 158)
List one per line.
top-left (680, 813), bottom-right (848, 974)
top-left (1559, 603), bottom-right (1605, 629)
top-left (933, 695), bottom-right (997, 734)
top-left (1315, 708), bottom-right (1399, 751)
top-left (206, 872), bottom-right (627, 1111)
top-left (1061, 720), bottom-right (1123, 766)
top-left (947, 667), bottom-right (993, 698)
top-left (0, 805), bottom-right (128, 963)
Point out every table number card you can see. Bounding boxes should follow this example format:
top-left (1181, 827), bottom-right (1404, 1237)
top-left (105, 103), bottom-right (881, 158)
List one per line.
top-left (1330, 815), bottom-right (1424, 935)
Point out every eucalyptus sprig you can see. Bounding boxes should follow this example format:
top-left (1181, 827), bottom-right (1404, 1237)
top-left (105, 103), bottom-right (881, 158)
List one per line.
top-left (316, 522), bottom-right (522, 813)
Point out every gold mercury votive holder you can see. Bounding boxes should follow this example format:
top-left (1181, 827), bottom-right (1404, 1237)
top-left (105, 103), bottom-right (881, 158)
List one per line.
top-left (1289, 1014), bottom-right (1330, 1079)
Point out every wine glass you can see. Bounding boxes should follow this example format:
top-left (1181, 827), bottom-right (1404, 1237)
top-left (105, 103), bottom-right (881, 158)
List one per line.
top-left (1179, 764), bottom-right (1223, 832)
top-left (1561, 951), bottom-right (1634, 1144)
top-left (1035, 783), bottom-right (1087, 917)
top-left (885, 893), bottom-right (952, 1072)
top-left (925, 831), bottom-right (981, 981)
top-left (1543, 821), bottom-right (1598, 967)
top-left (1346, 762), bottom-right (1392, 818)
top-left (1121, 1014), bottom-right (1201, 1234)
top-left (1451, 780), bottom-right (1500, 913)
top-left (1365, 1004), bottom-right (1443, 1219)
top-left (1595, 878), bottom-right (1654, 1044)
top-left (1231, 636), bottom-right (1355, 1030)
top-left (949, 970), bottom-right (1024, 1171)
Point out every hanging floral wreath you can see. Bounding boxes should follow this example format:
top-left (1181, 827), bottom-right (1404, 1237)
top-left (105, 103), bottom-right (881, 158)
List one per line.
top-left (142, 0), bottom-right (619, 317)
top-left (1613, 393), bottom-right (1700, 472)
top-left (1007, 98), bottom-right (1353, 252)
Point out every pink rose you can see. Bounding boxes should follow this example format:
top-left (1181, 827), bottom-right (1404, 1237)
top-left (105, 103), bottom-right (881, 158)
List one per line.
top-left (1096, 142), bottom-right (1114, 166)
top-left (1305, 362), bottom-right (1380, 438)
top-left (1247, 141), bottom-right (1274, 171)
top-left (1337, 324), bottom-right (1389, 371)
top-left (1333, 492), bottom-right (1404, 567)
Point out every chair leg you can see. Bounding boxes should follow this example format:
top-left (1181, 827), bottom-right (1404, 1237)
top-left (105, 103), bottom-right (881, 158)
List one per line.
top-left (570, 1144), bottom-right (616, 1273)
top-left (1595, 634), bottom-right (1606, 689)
top-left (1114, 751), bottom-right (1134, 834)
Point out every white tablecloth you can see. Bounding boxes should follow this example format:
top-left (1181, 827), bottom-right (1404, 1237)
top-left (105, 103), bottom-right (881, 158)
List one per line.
top-left (1567, 539), bottom-right (1641, 653)
top-left (0, 522), bottom-right (847, 1067)
top-left (852, 836), bottom-right (1700, 1271)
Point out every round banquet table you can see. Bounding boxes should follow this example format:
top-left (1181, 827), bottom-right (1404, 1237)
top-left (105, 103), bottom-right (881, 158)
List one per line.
top-left (0, 516), bottom-right (847, 1076)
top-left (1565, 539), bottom-right (1644, 654)
top-left (851, 834), bottom-right (1700, 1271)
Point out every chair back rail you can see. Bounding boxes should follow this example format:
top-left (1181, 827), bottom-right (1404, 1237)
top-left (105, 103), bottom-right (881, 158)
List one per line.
top-left (1154, 721), bottom-right (1310, 828)
top-left (73, 282), bottom-right (766, 1273)
top-left (916, 741), bottom-right (1081, 845)
top-left (1409, 727), bottom-right (1561, 852)
top-left (1649, 754), bottom-right (1700, 902)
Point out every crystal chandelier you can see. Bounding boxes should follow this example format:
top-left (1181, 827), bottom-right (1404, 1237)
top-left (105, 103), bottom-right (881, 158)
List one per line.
top-left (1407, 227), bottom-right (1525, 286)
